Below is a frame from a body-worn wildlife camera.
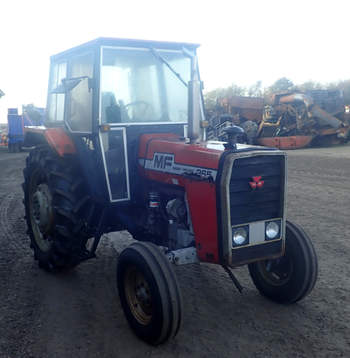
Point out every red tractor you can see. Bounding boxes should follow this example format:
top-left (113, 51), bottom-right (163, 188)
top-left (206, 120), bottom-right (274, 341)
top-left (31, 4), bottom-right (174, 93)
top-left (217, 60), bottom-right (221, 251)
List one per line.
top-left (23, 38), bottom-right (318, 345)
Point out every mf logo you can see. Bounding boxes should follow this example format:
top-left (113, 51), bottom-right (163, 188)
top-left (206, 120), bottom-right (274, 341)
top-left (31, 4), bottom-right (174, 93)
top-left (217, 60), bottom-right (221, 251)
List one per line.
top-left (153, 153), bottom-right (174, 170)
top-left (249, 176), bottom-right (264, 189)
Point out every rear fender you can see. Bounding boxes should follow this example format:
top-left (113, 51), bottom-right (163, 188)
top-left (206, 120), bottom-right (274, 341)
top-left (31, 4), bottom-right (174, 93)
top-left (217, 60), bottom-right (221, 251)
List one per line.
top-left (24, 127), bottom-right (76, 156)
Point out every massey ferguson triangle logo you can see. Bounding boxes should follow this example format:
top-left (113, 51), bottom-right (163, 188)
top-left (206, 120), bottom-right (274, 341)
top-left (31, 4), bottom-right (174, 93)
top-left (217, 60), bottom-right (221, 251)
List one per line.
top-left (249, 176), bottom-right (264, 189)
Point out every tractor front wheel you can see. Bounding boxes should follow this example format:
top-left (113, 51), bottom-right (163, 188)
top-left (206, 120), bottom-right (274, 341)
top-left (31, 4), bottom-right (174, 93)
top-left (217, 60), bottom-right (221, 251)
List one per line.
top-left (117, 242), bottom-right (182, 345)
top-left (248, 221), bottom-right (318, 304)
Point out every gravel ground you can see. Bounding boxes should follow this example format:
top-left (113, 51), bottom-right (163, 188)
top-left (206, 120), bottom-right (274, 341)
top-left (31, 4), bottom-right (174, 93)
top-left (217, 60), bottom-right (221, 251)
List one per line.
top-left (0, 145), bottom-right (349, 358)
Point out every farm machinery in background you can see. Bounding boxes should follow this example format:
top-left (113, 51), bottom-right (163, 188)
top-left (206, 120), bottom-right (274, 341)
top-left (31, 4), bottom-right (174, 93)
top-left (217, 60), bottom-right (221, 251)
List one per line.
top-left (208, 90), bottom-right (350, 149)
top-left (6, 106), bottom-right (44, 152)
top-left (0, 124), bottom-right (7, 147)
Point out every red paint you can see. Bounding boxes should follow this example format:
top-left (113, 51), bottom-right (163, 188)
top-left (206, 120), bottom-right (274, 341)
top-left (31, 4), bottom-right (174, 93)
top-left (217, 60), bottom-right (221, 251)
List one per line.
top-left (138, 133), bottom-right (179, 156)
top-left (257, 180), bottom-right (264, 189)
top-left (44, 128), bottom-right (76, 157)
top-left (249, 182), bottom-right (256, 189)
top-left (250, 176), bottom-right (264, 189)
top-left (185, 180), bottom-right (218, 263)
top-left (139, 135), bottom-right (222, 170)
top-left (24, 127), bottom-right (76, 156)
top-left (257, 136), bottom-right (313, 149)
top-left (139, 135), bottom-right (223, 264)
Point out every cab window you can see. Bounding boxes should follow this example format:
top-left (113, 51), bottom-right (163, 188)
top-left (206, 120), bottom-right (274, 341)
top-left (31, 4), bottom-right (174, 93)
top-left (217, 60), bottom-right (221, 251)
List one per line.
top-left (66, 52), bottom-right (94, 132)
top-left (100, 47), bottom-right (190, 124)
top-left (47, 62), bottom-right (67, 122)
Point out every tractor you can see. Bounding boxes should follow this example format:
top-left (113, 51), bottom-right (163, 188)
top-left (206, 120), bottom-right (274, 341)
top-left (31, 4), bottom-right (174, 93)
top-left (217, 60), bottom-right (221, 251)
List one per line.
top-left (23, 38), bottom-right (318, 345)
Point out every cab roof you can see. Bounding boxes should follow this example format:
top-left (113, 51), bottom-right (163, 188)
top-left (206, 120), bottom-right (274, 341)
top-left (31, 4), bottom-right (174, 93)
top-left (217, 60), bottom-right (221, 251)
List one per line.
top-left (51, 37), bottom-right (200, 61)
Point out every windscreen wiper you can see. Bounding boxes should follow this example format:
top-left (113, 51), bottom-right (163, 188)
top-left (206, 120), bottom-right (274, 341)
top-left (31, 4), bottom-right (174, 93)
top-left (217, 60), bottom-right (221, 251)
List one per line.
top-left (150, 48), bottom-right (188, 87)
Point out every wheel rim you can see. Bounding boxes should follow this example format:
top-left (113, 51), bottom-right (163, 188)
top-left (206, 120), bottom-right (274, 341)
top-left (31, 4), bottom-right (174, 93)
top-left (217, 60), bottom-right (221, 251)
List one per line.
top-left (257, 255), bottom-right (294, 286)
top-left (124, 266), bottom-right (153, 325)
top-left (29, 172), bottom-right (53, 252)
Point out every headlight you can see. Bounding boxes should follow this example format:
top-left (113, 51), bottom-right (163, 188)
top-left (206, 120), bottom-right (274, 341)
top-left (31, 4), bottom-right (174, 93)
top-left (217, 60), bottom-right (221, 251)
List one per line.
top-left (232, 227), bottom-right (248, 246)
top-left (265, 221), bottom-right (280, 240)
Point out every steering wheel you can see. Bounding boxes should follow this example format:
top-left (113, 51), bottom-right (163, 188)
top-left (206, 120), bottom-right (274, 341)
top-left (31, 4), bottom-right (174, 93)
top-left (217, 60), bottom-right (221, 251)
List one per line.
top-left (124, 101), bottom-right (153, 120)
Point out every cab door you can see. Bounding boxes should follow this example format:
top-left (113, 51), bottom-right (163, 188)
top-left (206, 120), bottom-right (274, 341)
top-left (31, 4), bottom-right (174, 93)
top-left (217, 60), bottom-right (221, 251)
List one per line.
top-left (99, 127), bottom-right (130, 202)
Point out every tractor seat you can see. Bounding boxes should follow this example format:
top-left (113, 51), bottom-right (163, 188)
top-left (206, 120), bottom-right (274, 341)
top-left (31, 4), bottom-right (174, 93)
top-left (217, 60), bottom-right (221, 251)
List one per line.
top-left (101, 92), bottom-right (121, 123)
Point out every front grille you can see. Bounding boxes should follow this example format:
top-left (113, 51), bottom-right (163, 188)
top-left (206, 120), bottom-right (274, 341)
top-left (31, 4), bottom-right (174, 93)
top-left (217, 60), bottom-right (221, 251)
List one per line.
top-left (229, 155), bottom-right (284, 225)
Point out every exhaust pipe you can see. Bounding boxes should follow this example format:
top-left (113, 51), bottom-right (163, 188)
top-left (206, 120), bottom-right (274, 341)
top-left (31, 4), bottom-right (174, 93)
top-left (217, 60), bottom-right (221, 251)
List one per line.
top-left (186, 53), bottom-right (204, 144)
top-left (188, 78), bottom-right (202, 143)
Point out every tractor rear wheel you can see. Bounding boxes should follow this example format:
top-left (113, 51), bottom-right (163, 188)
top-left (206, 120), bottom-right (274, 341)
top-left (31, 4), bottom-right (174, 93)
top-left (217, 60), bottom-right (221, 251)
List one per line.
top-left (117, 242), bottom-right (182, 345)
top-left (23, 145), bottom-right (92, 271)
top-left (248, 221), bottom-right (318, 304)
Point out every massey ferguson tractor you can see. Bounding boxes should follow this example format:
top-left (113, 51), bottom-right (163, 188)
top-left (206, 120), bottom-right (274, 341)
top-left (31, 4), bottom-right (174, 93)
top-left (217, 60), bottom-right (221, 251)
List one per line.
top-left (23, 38), bottom-right (318, 345)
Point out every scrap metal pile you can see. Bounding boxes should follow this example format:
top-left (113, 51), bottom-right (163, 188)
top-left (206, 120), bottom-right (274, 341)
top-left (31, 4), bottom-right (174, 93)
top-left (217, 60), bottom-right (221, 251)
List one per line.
top-left (208, 90), bottom-right (350, 149)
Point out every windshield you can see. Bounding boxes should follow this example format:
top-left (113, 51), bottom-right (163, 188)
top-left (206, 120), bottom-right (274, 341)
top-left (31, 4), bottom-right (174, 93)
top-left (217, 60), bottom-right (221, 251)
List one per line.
top-left (100, 47), bottom-right (191, 124)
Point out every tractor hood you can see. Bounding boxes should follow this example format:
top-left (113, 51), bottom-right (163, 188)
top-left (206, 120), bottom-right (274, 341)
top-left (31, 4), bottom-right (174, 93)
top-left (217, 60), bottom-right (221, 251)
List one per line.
top-left (138, 134), bottom-right (274, 184)
top-left (137, 133), bottom-right (283, 264)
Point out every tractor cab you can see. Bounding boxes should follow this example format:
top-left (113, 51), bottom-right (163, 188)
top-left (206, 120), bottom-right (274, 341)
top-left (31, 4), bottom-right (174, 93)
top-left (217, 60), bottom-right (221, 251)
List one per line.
top-left (46, 38), bottom-right (203, 202)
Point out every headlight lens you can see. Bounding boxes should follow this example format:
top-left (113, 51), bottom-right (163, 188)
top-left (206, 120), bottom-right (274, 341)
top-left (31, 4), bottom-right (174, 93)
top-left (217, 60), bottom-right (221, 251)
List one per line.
top-left (233, 227), bottom-right (248, 245)
top-left (265, 221), bottom-right (280, 240)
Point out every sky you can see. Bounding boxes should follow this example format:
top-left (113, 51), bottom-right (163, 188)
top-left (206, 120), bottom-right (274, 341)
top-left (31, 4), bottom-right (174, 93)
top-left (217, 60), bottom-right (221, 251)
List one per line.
top-left (0, 0), bottom-right (349, 122)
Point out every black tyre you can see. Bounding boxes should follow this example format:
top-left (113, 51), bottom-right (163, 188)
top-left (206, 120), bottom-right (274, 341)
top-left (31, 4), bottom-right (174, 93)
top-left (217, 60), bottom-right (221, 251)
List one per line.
top-left (117, 242), bottom-right (182, 345)
top-left (23, 145), bottom-right (92, 271)
top-left (8, 143), bottom-right (13, 153)
top-left (248, 221), bottom-right (318, 304)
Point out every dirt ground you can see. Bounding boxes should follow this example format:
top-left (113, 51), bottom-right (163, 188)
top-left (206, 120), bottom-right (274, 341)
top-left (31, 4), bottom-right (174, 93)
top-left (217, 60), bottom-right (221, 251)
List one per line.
top-left (0, 144), bottom-right (349, 358)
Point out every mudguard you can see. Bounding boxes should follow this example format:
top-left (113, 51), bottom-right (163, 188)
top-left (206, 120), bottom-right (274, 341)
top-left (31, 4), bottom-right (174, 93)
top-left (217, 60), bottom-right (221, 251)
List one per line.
top-left (24, 127), bottom-right (76, 157)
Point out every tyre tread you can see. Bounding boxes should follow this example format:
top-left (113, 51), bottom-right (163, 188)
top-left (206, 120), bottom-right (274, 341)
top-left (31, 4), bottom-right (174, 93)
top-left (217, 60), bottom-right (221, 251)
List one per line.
top-left (248, 220), bottom-right (318, 304)
top-left (22, 145), bottom-right (92, 271)
top-left (117, 242), bottom-right (182, 345)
